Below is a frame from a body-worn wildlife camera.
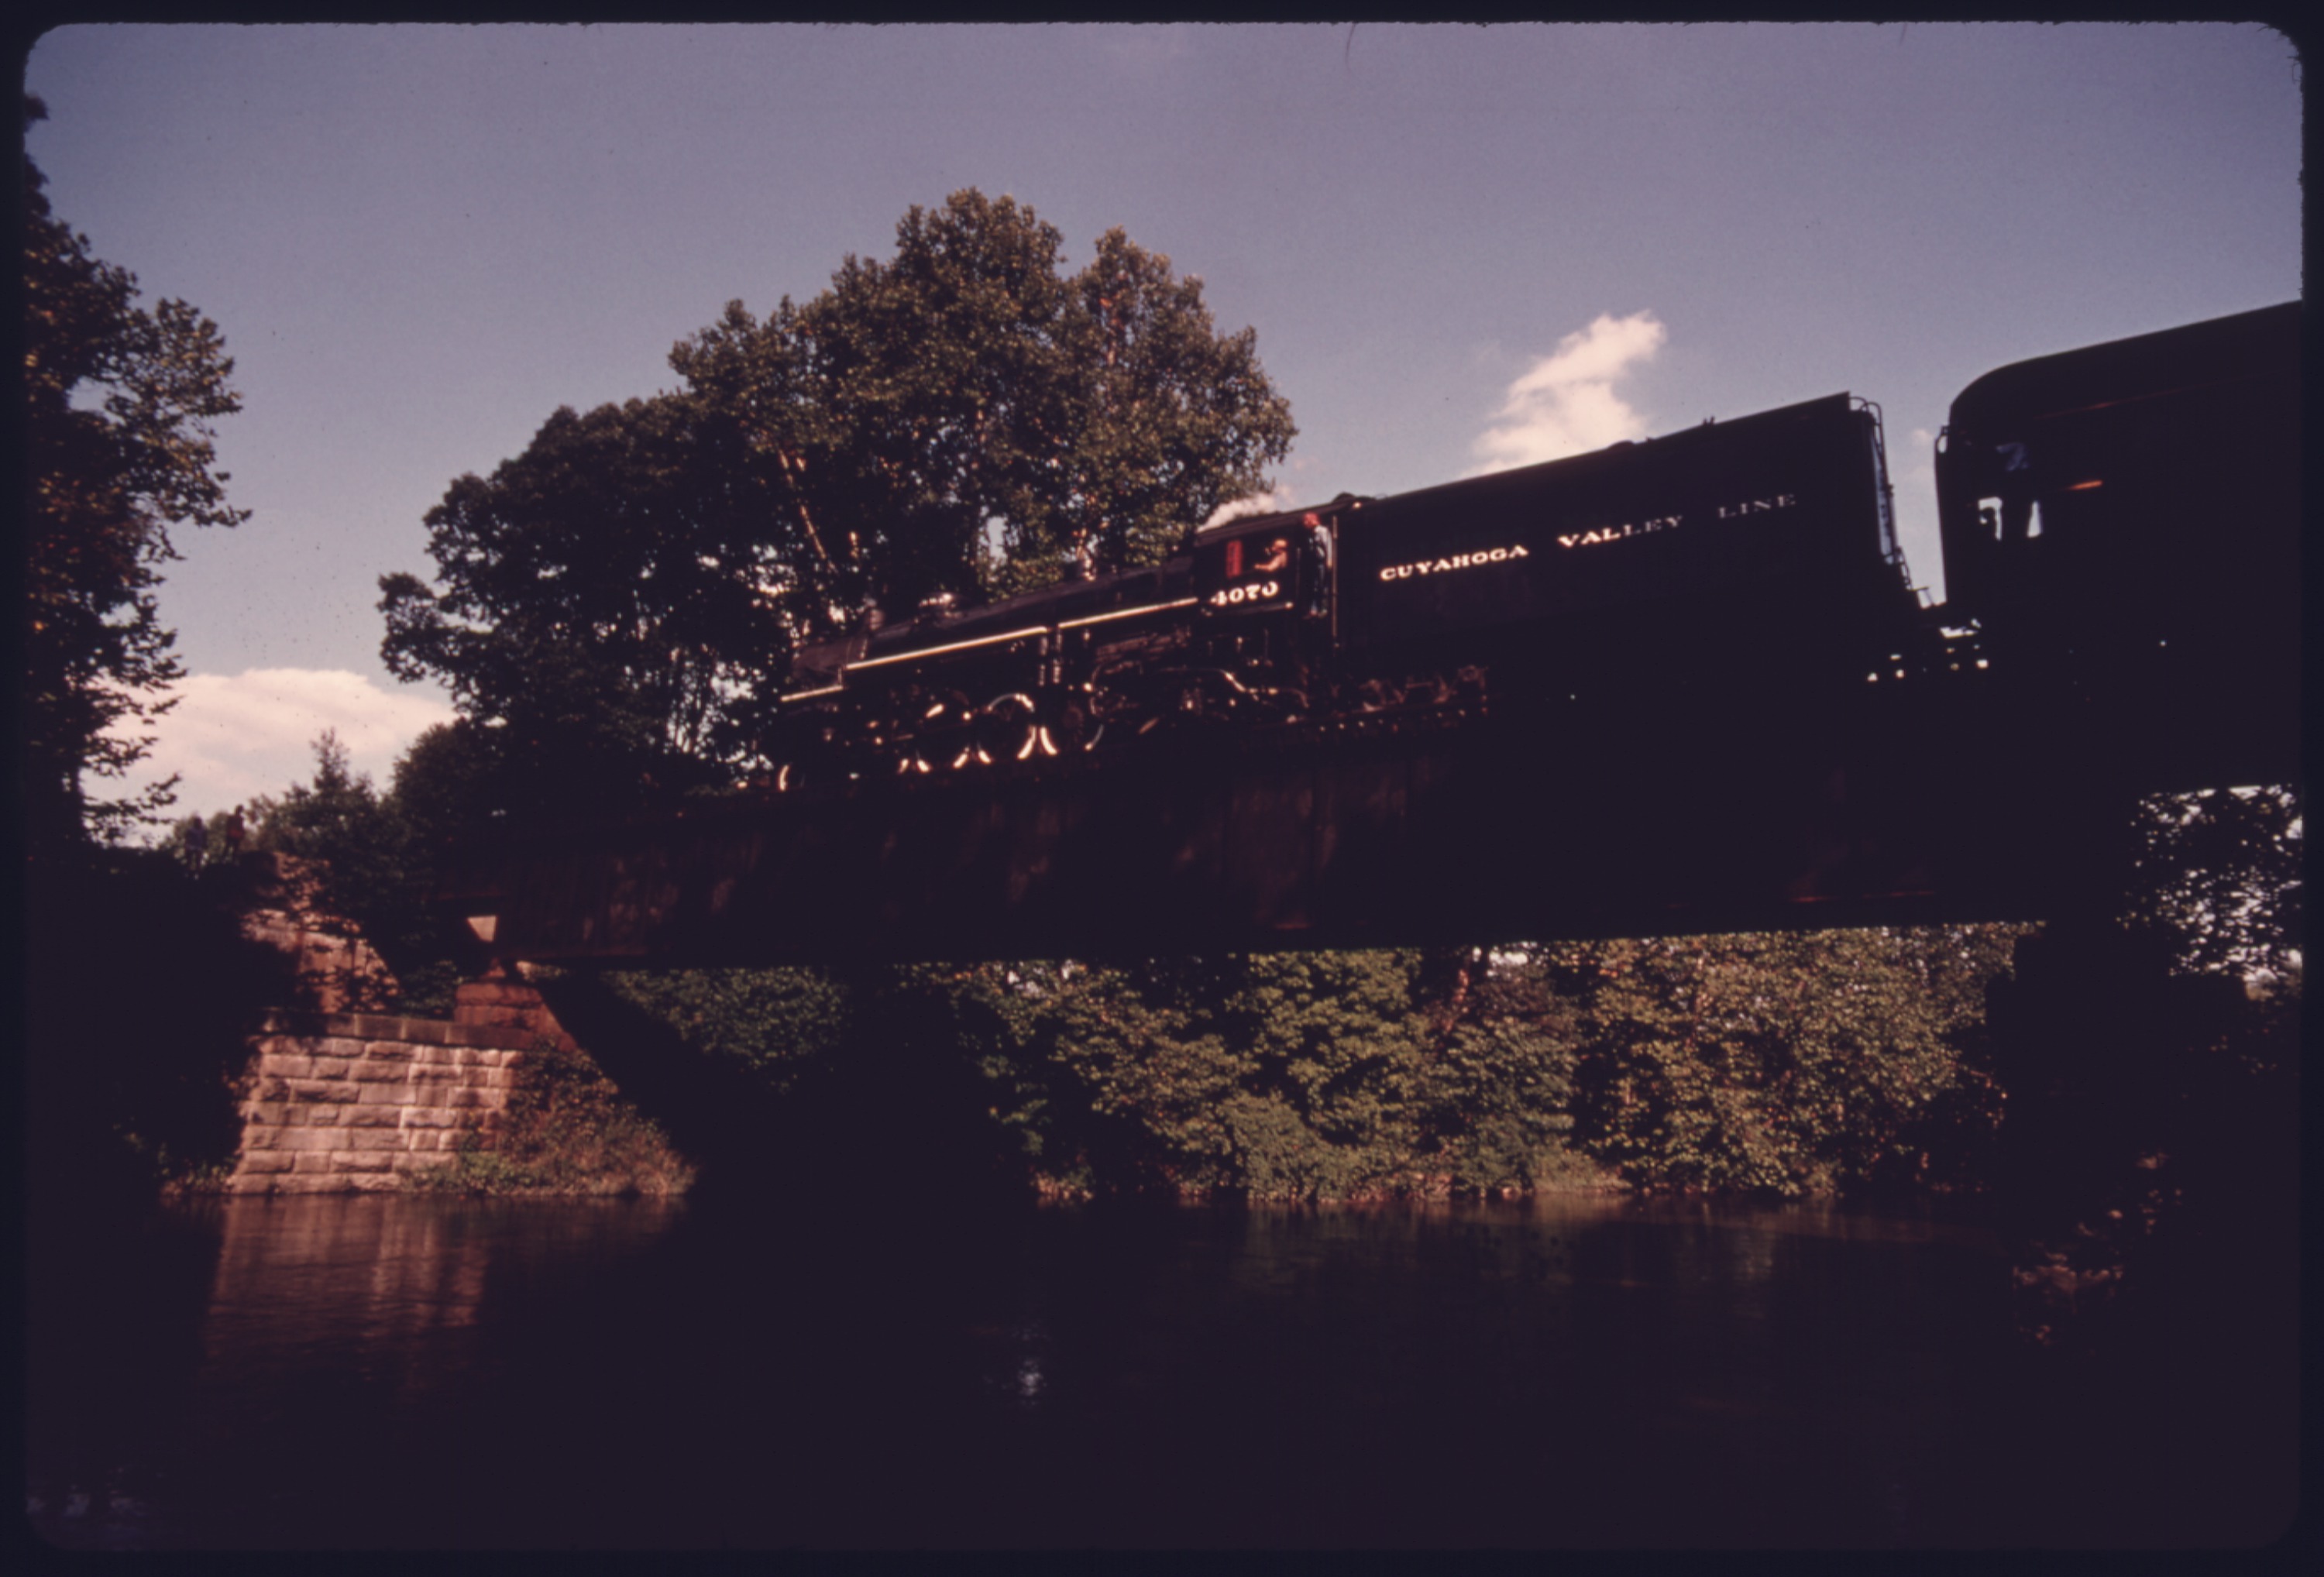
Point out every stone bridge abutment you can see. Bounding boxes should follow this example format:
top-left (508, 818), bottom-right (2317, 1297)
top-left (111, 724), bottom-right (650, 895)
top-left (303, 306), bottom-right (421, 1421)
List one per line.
top-left (225, 856), bottom-right (585, 1192)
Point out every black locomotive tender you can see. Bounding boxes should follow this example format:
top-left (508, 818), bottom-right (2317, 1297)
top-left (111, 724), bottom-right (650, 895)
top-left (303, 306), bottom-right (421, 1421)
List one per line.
top-left (765, 301), bottom-right (2298, 793)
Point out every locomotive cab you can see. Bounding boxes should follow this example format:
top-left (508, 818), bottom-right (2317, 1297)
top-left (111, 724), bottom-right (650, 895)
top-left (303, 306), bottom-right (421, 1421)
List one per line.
top-left (1191, 506), bottom-right (1336, 620)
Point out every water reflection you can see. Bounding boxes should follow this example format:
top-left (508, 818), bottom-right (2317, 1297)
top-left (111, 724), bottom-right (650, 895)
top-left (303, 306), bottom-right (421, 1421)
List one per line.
top-left (29, 1188), bottom-right (2279, 1548)
top-left (29, 1196), bottom-right (684, 1550)
top-left (196, 1197), bottom-right (682, 1417)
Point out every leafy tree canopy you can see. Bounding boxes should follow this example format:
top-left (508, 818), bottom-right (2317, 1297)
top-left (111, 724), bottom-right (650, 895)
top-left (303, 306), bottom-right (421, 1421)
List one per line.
top-left (2122, 785), bottom-right (2302, 988)
top-left (22, 95), bottom-right (248, 851)
top-left (669, 191), bottom-right (1297, 610)
top-left (279, 734), bottom-right (458, 1009)
top-left (1545, 926), bottom-right (2022, 1196)
top-left (381, 190), bottom-right (1294, 809)
top-left (614, 949), bottom-right (1586, 1204)
top-left (382, 396), bottom-right (784, 816)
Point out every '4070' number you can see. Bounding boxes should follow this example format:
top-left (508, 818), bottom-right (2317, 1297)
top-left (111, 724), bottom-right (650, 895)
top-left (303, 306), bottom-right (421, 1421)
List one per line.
top-left (1210, 580), bottom-right (1280, 607)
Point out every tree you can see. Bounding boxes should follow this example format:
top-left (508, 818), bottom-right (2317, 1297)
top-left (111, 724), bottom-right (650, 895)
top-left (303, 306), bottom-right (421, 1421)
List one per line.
top-left (2121, 785), bottom-right (2302, 986)
top-left (382, 189), bottom-right (1295, 809)
top-left (387, 718), bottom-right (507, 850)
top-left (1986, 787), bottom-right (2302, 1355)
top-left (575, 947), bottom-right (1583, 1204)
top-left (381, 396), bottom-right (789, 816)
top-left (21, 96), bottom-right (248, 852)
top-left (243, 732), bottom-right (466, 1015)
top-left (670, 194), bottom-right (1296, 610)
top-left (26, 840), bottom-right (293, 1213)
top-left (1549, 927), bottom-right (2020, 1195)
top-left (959, 949), bottom-right (1580, 1202)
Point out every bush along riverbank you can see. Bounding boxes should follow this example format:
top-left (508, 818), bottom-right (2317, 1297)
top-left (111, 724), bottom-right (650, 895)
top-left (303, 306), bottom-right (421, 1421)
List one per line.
top-left (586, 929), bottom-right (2029, 1208)
top-left (411, 1039), bottom-right (696, 1198)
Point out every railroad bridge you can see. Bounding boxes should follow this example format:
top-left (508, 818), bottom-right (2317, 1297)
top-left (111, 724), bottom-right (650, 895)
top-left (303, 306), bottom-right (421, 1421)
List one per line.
top-left (439, 299), bottom-right (2305, 961)
top-left (435, 303), bottom-right (2300, 966)
top-left (435, 664), bottom-right (2296, 966)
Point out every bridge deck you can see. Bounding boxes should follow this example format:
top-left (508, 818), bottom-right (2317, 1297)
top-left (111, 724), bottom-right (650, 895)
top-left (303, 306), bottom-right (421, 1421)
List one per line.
top-left (442, 670), bottom-right (2295, 964)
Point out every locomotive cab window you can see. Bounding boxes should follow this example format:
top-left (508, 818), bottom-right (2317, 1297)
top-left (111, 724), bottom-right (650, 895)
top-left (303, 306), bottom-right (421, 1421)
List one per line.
top-left (1978, 495), bottom-right (2042, 541)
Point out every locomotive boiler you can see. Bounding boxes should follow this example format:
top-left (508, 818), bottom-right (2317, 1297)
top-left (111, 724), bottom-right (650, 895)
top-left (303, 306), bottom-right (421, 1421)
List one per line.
top-left (764, 391), bottom-right (1918, 791)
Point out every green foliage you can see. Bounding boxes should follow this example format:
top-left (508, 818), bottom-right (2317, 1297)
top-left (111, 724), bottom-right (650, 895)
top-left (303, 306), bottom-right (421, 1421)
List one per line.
top-left (1989, 788), bottom-right (2302, 1352)
top-left (613, 950), bottom-right (1587, 1204)
top-left (387, 718), bottom-right (507, 850)
top-left (152, 725), bottom-right (533, 1020)
top-left (24, 845), bottom-right (294, 1219)
top-left (243, 733), bottom-right (469, 1015)
top-left (380, 394), bottom-right (786, 818)
top-left (414, 1041), bottom-right (696, 1197)
top-left (670, 191), bottom-right (1294, 609)
top-left (600, 966), bottom-right (854, 1095)
top-left (1005, 957), bottom-right (1264, 1196)
top-left (22, 96), bottom-right (248, 850)
top-left (1422, 947), bottom-right (1590, 1194)
top-left (250, 731), bottom-right (379, 859)
top-left (2122, 785), bottom-right (2302, 984)
top-left (597, 930), bottom-right (2030, 1205)
top-left (1549, 927), bottom-right (2023, 1196)
top-left (383, 189), bottom-right (1294, 813)
top-left (150, 736), bottom-right (473, 1017)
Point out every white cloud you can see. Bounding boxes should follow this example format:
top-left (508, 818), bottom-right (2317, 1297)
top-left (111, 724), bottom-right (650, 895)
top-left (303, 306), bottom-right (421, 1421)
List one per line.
top-left (108, 668), bottom-right (456, 823)
top-left (1472, 311), bottom-right (1667, 474)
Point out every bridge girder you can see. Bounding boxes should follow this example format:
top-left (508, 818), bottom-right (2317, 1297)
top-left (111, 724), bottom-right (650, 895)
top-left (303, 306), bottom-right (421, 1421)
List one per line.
top-left (441, 672), bottom-right (2293, 966)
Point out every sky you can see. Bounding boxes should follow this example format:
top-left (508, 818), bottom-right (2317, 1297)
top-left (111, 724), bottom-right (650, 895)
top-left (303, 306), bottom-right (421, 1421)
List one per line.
top-left (22, 22), bottom-right (2304, 822)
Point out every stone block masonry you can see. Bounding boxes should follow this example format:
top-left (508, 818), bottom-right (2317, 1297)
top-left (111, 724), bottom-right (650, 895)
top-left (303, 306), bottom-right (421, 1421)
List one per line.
top-left (226, 971), bottom-right (569, 1194)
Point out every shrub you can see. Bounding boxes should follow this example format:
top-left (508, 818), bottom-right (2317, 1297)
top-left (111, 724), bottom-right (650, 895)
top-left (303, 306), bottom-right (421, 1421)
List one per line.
top-left (414, 1040), bottom-right (695, 1197)
top-left (1552, 927), bottom-right (2023, 1196)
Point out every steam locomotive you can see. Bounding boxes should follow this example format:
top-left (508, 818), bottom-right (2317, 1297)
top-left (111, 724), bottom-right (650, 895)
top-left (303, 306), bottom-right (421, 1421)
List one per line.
top-left (764, 301), bottom-right (2298, 792)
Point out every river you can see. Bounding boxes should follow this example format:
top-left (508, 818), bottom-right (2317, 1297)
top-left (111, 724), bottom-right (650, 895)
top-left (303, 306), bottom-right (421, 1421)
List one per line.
top-left (23, 1188), bottom-right (2294, 1549)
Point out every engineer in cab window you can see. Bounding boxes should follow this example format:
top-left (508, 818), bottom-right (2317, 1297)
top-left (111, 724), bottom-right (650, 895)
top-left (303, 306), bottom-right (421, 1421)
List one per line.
top-left (1254, 537), bottom-right (1291, 574)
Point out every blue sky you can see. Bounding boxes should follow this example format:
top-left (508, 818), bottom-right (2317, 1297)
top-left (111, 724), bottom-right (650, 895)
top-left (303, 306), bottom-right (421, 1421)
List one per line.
top-left (24, 22), bottom-right (2303, 819)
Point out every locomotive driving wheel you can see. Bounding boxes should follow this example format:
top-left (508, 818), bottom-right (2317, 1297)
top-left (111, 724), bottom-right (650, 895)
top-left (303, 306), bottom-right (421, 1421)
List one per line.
top-left (765, 713), bottom-right (846, 795)
top-left (973, 692), bottom-right (1058, 764)
top-left (894, 689), bottom-right (967, 774)
top-left (1049, 687), bottom-right (1102, 754)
